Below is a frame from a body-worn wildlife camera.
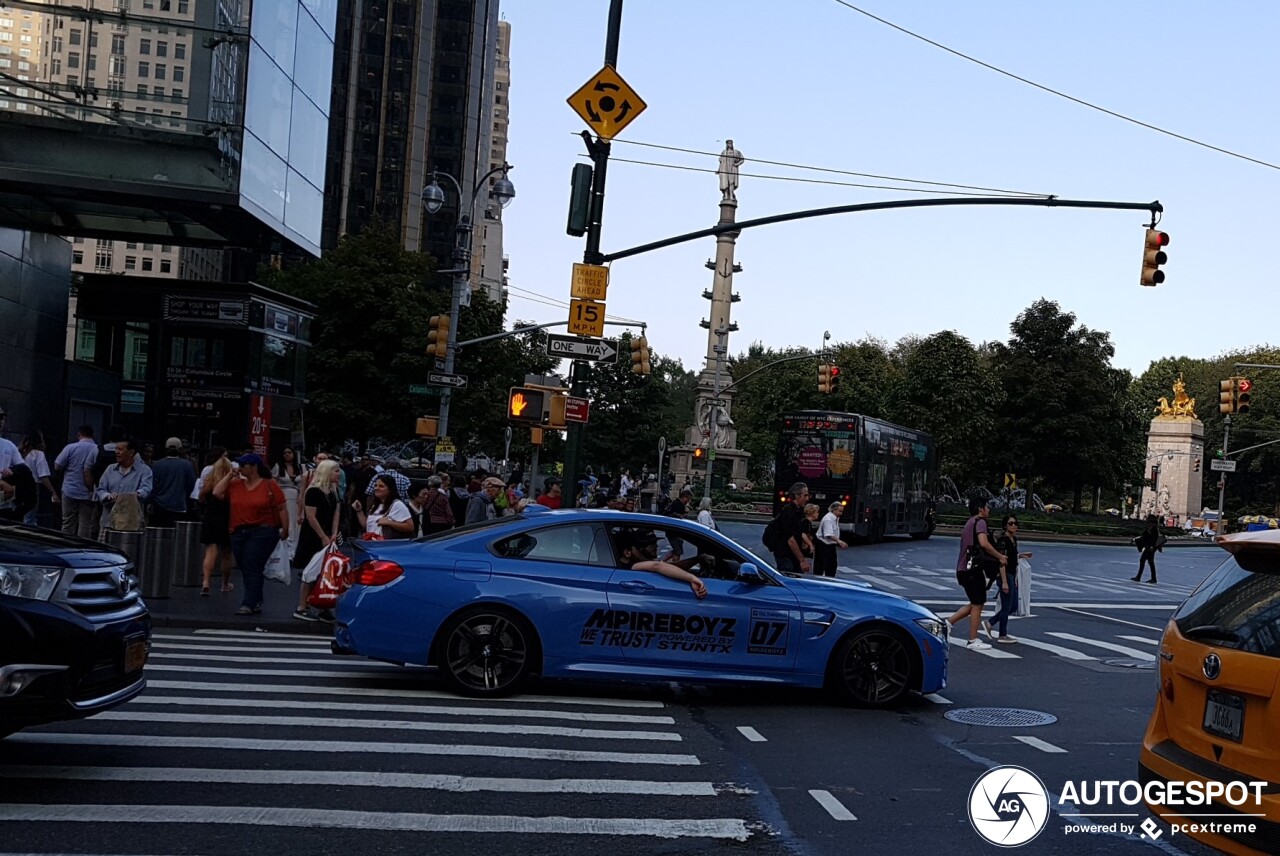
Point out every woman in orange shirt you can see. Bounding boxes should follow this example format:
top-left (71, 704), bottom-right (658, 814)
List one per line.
top-left (214, 453), bottom-right (290, 615)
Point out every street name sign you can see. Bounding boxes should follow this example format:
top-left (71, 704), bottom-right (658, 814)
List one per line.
top-left (564, 395), bottom-right (590, 424)
top-left (1211, 459), bottom-right (1237, 473)
top-left (546, 334), bottom-right (618, 363)
top-left (408, 384), bottom-right (443, 396)
top-left (570, 263), bottom-right (609, 300)
top-left (428, 372), bottom-right (468, 389)
top-left (567, 299), bottom-right (606, 337)
top-left (567, 65), bottom-right (647, 140)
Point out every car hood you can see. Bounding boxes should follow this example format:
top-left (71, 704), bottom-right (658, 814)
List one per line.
top-left (786, 572), bottom-right (937, 619)
top-left (0, 521), bottom-right (128, 567)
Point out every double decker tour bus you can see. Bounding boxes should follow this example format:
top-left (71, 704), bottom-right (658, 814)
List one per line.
top-left (774, 410), bottom-right (937, 541)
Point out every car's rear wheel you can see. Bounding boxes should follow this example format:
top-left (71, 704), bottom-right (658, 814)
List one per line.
top-left (439, 607), bottom-right (537, 697)
top-left (828, 626), bottom-right (916, 707)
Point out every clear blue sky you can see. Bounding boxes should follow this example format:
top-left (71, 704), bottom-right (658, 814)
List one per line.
top-left (498, 1), bottom-right (1278, 377)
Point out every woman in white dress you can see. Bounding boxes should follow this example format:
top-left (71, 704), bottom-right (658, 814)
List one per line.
top-left (272, 447), bottom-right (304, 556)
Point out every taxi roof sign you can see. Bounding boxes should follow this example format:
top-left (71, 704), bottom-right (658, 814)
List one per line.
top-left (567, 65), bottom-right (647, 140)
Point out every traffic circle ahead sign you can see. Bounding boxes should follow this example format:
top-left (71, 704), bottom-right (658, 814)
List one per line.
top-left (567, 65), bottom-right (647, 140)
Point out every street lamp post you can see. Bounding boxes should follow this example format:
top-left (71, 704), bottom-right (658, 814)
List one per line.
top-left (422, 163), bottom-right (516, 439)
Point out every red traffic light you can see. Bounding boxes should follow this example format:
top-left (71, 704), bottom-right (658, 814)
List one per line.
top-left (1238, 378), bottom-right (1253, 394)
top-left (1151, 231), bottom-right (1170, 247)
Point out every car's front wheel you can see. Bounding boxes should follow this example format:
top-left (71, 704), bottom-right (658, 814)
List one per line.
top-left (828, 626), bottom-right (916, 707)
top-left (438, 606), bottom-right (537, 697)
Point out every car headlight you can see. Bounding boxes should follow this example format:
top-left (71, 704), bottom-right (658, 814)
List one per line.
top-left (0, 565), bottom-right (63, 601)
top-left (916, 617), bottom-right (948, 640)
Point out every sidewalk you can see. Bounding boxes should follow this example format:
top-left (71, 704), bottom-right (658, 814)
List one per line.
top-left (146, 574), bottom-right (332, 635)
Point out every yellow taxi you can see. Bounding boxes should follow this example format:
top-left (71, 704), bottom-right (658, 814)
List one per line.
top-left (1141, 529), bottom-right (1280, 855)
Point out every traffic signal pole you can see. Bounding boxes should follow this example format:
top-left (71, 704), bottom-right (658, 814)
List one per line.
top-left (564, 0), bottom-right (624, 508)
top-left (1217, 414), bottom-right (1231, 530)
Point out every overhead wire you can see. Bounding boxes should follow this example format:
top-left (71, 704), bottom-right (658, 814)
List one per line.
top-left (829, 0), bottom-right (1280, 172)
top-left (505, 284), bottom-right (642, 325)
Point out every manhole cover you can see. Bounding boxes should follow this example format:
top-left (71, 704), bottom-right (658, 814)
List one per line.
top-left (944, 707), bottom-right (1058, 727)
top-left (1103, 658), bottom-right (1156, 670)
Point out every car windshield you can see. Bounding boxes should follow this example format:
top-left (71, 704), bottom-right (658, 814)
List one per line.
top-left (1174, 553), bottom-right (1280, 658)
top-left (608, 523), bottom-right (779, 586)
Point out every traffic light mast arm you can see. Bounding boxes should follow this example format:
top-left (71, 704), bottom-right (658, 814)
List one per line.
top-left (600, 197), bottom-right (1163, 263)
top-left (715, 352), bottom-right (831, 397)
top-left (454, 319), bottom-right (644, 350)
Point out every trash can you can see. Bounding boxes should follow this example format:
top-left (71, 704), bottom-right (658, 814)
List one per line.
top-left (140, 526), bottom-right (173, 599)
top-left (172, 520), bottom-right (203, 587)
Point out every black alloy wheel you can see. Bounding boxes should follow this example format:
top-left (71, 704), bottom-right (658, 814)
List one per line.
top-left (440, 608), bottom-right (535, 697)
top-left (831, 628), bottom-right (914, 707)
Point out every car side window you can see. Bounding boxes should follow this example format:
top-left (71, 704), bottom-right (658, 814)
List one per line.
top-left (491, 523), bottom-right (610, 566)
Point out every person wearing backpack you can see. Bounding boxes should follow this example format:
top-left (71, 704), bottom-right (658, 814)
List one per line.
top-left (944, 496), bottom-right (1005, 650)
top-left (763, 482), bottom-right (811, 573)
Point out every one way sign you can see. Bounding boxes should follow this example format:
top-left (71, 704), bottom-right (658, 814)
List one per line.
top-left (545, 334), bottom-right (619, 363)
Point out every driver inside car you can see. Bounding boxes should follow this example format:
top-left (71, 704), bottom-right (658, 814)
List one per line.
top-left (614, 528), bottom-right (708, 599)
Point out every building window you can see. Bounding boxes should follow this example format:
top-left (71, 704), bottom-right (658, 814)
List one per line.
top-left (156, 41), bottom-right (166, 57)
top-left (50, 57), bottom-right (60, 74)
top-left (123, 322), bottom-right (149, 382)
top-left (174, 43), bottom-right (185, 60)
top-left (67, 51), bottom-right (78, 68)
top-left (111, 34), bottom-right (124, 54)
top-left (136, 84), bottom-right (146, 96)
top-left (75, 319), bottom-right (97, 362)
top-left (170, 87), bottom-right (181, 99)
top-left (160, 258), bottom-right (172, 273)
top-left (139, 38), bottom-right (150, 54)
top-left (143, 243), bottom-right (153, 251)
top-left (154, 63), bottom-right (165, 80)
top-left (51, 35), bottom-right (62, 52)
top-left (153, 85), bottom-right (162, 96)
top-left (90, 31), bottom-right (97, 48)
top-left (87, 54), bottom-right (95, 71)
top-left (141, 257), bottom-right (153, 271)
top-left (127, 242), bottom-right (137, 249)
top-left (172, 65), bottom-right (183, 82)
top-left (178, 0), bottom-right (188, 12)
top-left (72, 249), bottom-right (84, 265)
top-left (70, 29), bottom-right (81, 45)
top-left (137, 61), bottom-right (148, 77)
top-left (124, 255), bottom-right (136, 269)
top-left (169, 110), bottom-right (180, 126)
top-left (110, 55), bottom-right (125, 75)
top-left (68, 74), bottom-right (78, 85)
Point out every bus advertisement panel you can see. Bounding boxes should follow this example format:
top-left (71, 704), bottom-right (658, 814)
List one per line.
top-left (774, 410), bottom-right (936, 541)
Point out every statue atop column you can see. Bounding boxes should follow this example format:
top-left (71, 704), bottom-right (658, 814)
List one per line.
top-left (717, 140), bottom-right (745, 203)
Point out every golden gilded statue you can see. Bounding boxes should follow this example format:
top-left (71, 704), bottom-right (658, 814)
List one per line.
top-left (1154, 373), bottom-right (1198, 420)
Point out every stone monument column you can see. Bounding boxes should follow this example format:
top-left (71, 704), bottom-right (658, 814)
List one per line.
top-left (668, 141), bottom-right (751, 490)
top-left (1139, 374), bottom-right (1205, 521)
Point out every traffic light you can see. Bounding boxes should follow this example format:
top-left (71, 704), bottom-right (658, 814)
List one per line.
top-left (1193, 457), bottom-right (1201, 473)
top-left (693, 446), bottom-right (704, 460)
top-left (829, 365), bottom-right (842, 394)
top-left (415, 416), bottom-right (438, 437)
top-left (1140, 228), bottom-right (1169, 286)
top-left (630, 335), bottom-right (651, 375)
top-left (427, 314), bottom-right (451, 359)
top-left (1220, 377), bottom-right (1239, 414)
top-left (1237, 378), bottom-right (1253, 414)
top-left (547, 393), bottom-right (568, 429)
top-left (566, 163), bottom-right (593, 238)
top-left (817, 364), bottom-right (833, 394)
top-left (507, 387), bottom-right (546, 424)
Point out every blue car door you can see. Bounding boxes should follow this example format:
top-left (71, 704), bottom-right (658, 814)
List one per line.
top-left (603, 526), bottom-right (801, 674)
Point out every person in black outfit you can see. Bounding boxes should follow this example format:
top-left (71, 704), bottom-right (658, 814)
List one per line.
top-left (1132, 514), bottom-right (1161, 583)
top-left (771, 483), bottom-right (811, 574)
top-left (293, 459), bottom-right (342, 621)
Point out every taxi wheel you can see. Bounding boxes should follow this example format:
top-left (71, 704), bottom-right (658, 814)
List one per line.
top-left (439, 606), bottom-right (538, 697)
top-left (829, 627), bottom-right (916, 708)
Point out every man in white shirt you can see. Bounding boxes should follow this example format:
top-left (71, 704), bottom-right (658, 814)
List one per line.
top-left (0, 407), bottom-right (23, 478)
top-left (813, 501), bottom-right (848, 578)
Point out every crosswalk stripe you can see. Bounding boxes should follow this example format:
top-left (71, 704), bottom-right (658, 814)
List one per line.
top-left (948, 637), bottom-right (1019, 659)
top-left (1117, 635), bottom-right (1160, 646)
top-left (1009, 637), bottom-right (1096, 661)
top-left (854, 574), bottom-right (904, 591)
top-left (151, 642), bottom-right (344, 655)
top-left (0, 766), bottom-right (719, 795)
top-left (92, 711), bottom-right (681, 742)
top-left (127, 695), bottom-right (677, 724)
top-left (6, 733), bottom-right (702, 765)
top-left (144, 664), bottom-right (421, 680)
top-left (901, 566), bottom-right (940, 576)
top-left (0, 805), bottom-right (752, 839)
top-left (148, 652), bottom-right (396, 667)
top-left (924, 693), bottom-right (953, 705)
top-left (192, 629), bottom-right (334, 643)
top-left (144, 680), bottom-right (668, 709)
top-left (903, 577), bottom-right (952, 591)
top-left (1045, 632), bottom-right (1156, 661)
top-left (1029, 580), bottom-right (1083, 593)
top-left (809, 790), bottom-right (857, 821)
top-left (152, 632), bottom-right (331, 647)
top-left (865, 566), bottom-right (900, 576)
top-left (736, 727), bottom-right (766, 743)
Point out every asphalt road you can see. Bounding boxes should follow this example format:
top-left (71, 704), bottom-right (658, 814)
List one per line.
top-left (0, 533), bottom-right (1232, 856)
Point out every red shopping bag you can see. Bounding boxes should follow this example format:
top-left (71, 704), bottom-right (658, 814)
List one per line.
top-left (307, 548), bottom-right (353, 609)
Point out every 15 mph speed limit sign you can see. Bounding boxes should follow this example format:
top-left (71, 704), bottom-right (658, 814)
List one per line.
top-left (568, 299), bottom-right (605, 338)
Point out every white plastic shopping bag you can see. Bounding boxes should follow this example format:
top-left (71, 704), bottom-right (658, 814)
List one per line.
top-left (300, 544), bottom-right (335, 584)
top-left (264, 539), bottom-right (292, 584)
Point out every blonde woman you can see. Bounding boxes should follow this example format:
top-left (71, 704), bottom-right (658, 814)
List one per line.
top-left (293, 459), bottom-right (341, 621)
top-left (198, 450), bottom-right (234, 595)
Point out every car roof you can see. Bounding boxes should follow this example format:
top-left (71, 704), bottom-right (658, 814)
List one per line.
top-left (1217, 528), bottom-right (1280, 554)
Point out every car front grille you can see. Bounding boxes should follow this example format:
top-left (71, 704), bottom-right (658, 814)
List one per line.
top-left (56, 562), bottom-right (146, 623)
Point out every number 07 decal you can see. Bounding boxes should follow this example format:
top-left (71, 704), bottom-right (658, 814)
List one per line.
top-left (748, 608), bottom-right (791, 655)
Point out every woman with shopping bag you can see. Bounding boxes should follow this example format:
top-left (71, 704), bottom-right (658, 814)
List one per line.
top-left (293, 459), bottom-right (341, 622)
top-left (214, 453), bottom-right (289, 616)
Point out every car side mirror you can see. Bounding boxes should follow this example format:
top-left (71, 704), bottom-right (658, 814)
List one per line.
top-left (738, 562), bottom-right (763, 583)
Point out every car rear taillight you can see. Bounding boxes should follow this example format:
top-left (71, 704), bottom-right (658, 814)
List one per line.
top-left (356, 560), bottom-right (404, 587)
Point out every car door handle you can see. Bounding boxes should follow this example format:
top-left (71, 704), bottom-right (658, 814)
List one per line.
top-left (618, 580), bottom-right (656, 592)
